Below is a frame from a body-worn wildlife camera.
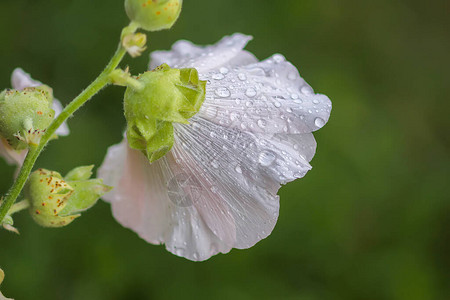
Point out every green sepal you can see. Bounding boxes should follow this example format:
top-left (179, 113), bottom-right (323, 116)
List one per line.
top-left (65, 165), bottom-right (94, 181)
top-left (124, 64), bottom-right (206, 163)
top-left (58, 179), bottom-right (112, 216)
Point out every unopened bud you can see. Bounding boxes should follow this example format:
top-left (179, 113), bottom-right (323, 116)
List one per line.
top-left (125, 0), bottom-right (182, 32)
top-left (26, 166), bottom-right (111, 228)
top-left (0, 86), bottom-right (55, 150)
top-left (124, 64), bottom-right (206, 162)
top-left (123, 32), bottom-right (147, 57)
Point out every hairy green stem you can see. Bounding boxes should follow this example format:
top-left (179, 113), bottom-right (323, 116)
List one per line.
top-left (0, 26), bottom-right (132, 223)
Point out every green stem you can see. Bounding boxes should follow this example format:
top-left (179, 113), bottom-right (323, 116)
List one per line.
top-left (0, 25), bottom-right (133, 224)
top-left (8, 200), bottom-right (30, 215)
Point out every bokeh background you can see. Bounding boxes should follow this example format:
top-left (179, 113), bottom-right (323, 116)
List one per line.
top-left (0, 0), bottom-right (449, 299)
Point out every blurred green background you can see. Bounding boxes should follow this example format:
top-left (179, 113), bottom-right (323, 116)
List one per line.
top-left (0, 0), bottom-right (449, 299)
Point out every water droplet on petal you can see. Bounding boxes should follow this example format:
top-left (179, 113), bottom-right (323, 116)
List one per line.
top-left (235, 165), bottom-right (242, 173)
top-left (212, 73), bottom-right (225, 80)
top-left (219, 67), bottom-right (229, 74)
top-left (313, 99), bottom-right (320, 104)
top-left (215, 87), bottom-right (231, 98)
top-left (257, 119), bottom-right (267, 128)
top-left (274, 101), bottom-right (281, 108)
top-left (230, 112), bottom-right (240, 121)
top-left (238, 73), bottom-right (247, 81)
top-left (291, 93), bottom-right (299, 100)
top-left (258, 150), bottom-right (277, 166)
top-left (301, 86), bottom-right (313, 95)
top-left (273, 54), bottom-right (285, 63)
top-left (245, 87), bottom-right (257, 97)
top-left (211, 160), bottom-right (219, 168)
top-left (314, 117), bottom-right (326, 128)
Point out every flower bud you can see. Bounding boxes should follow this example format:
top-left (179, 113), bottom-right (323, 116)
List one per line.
top-left (125, 0), bottom-right (182, 32)
top-left (124, 64), bottom-right (206, 162)
top-left (0, 86), bottom-right (55, 150)
top-left (122, 32), bottom-right (147, 57)
top-left (26, 167), bottom-right (112, 228)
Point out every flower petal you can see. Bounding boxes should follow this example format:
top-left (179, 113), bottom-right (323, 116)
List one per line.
top-left (98, 139), bottom-right (233, 261)
top-left (99, 115), bottom-right (315, 260)
top-left (150, 33), bottom-right (257, 73)
top-left (199, 54), bottom-right (332, 134)
top-left (11, 68), bottom-right (70, 136)
top-left (0, 138), bottom-right (27, 166)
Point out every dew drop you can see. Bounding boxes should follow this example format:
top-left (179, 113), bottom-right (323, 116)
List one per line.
top-left (211, 160), bottom-right (219, 168)
top-left (245, 101), bottom-right (253, 107)
top-left (245, 87), bottom-right (257, 97)
top-left (235, 165), bottom-right (242, 174)
top-left (301, 86), bottom-right (313, 95)
top-left (273, 54), bottom-right (285, 63)
top-left (258, 150), bottom-right (277, 166)
top-left (274, 101), bottom-right (281, 108)
top-left (313, 99), bottom-right (320, 104)
top-left (257, 119), bottom-right (267, 128)
top-left (212, 73), bottom-right (225, 80)
top-left (215, 87), bottom-right (231, 98)
top-left (219, 67), bottom-right (229, 74)
top-left (230, 112), bottom-right (240, 121)
top-left (291, 93), bottom-right (299, 100)
top-left (314, 117), bottom-right (326, 128)
top-left (238, 73), bottom-right (247, 81)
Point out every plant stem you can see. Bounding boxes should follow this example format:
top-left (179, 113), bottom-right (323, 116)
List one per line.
top-left (0, 27), bottom-right (132, 223)
top-left (8, 200), bottom-right (30, 215)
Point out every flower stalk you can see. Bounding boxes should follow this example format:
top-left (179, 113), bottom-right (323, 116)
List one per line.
top-left (0, 24), bottom-right (137, 224)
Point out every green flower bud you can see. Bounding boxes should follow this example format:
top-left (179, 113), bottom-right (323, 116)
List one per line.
top-left (125, 0), bottom-right (182, 32)
top-left (26, 166), bottom-right (112, 228)
top-left (0, 86), bottom-right (55, 150)
top-left (124, 64), bottom-right (206, 162)
top-left (122, 32), bottom-right (147, 57)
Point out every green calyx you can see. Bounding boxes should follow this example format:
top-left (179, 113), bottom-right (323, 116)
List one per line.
top-left (125, 0), bottom-right (182, 32)
top-left (0, 86), bottom-right (55, 150)
top-left (124, 64), bottom-right (206, 163)
top-left (25, 166), bottom-right (112, 228)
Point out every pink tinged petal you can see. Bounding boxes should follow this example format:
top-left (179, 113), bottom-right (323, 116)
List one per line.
top-left (51, 99), bottom-right (70, 136)
top-left (150, 33), bottom-right (257, 73)
top-left (0, 138), bottom-right (27, 166)
top-left (10, 68), bottom-right (70, 136)
top-left (199, 54), bottom-right (332, 135)
top-left (100, 33), bottom-right (332, 261)
top-left (98, 139), bottom-right (233, 261)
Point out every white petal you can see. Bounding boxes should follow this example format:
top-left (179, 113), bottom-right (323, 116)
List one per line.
top-left (150, 33), bottom-right (257, 73)
top-left (0, 138), bottom-right (27, 166)
top-left (10, 68), bottom-right (70, 136)
top-left (51, 99), bottom-right (70, 136)
top-left (98, 139), bottom-right (233, 261)
top-left (11, 68), bottom-right (42, 90)
top-left (199, 54), bottom-right (332, 134)
top-left (99, 115), bottom-right (315, 260)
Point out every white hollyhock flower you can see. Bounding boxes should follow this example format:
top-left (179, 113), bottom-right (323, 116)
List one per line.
top-left (99, 33), bottom-right (332, 261)
top-left (0, 68), bottom-right (70, 166)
